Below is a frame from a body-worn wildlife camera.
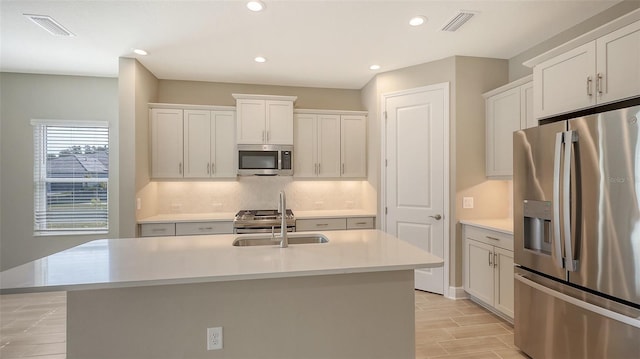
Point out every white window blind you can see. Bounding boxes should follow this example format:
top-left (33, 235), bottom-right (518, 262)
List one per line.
top-left (32, 121), bottom-right (109, 234)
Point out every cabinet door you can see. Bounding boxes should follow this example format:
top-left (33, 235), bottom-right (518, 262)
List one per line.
top-left (494, 247), bottom-right (514, 319)
top-left (464, 238), bottom-right (494, 305)
top-left (486, 87), bottom-right (520, 178)
top-left (151, 108), bottom-right (184, 178)
top-left (294, 114), bottom-right (318, 178)
top-left (296, 218), bottom-right (347, 231)
top-left (266, 100), bottom-right (294, 144)
top-left (534, 42), bottom-right (596, 119)
top-left (212, 111), bottom-right (237, 178)
top-left (236, 99), bottom-right (265, 144)
top-left (341, 115), bottom-right (367, 178)
top-left (520, 82), bottom-right (536, 129)
top-left (596, 20), bottom-right (640, 104)
top-left (183, 110), bottom-right (211, 178)
top-left (317, 114), bottom-right (341, 177)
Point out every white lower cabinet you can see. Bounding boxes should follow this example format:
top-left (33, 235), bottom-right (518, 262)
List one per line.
top-left (139, 221), bottom-right (233, 237)
top-left (463, 224), bottom-right (514, 320)
top-left (296, 217), bottom-right (375, 231)
top-left (139, 223), bottom-right (176, 237)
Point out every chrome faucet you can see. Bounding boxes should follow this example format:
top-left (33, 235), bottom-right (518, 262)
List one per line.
top-left (275, 190), bottom-right (288, 248)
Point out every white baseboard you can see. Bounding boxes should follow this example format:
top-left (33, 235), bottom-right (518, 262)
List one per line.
top-left (447, 286), bottom-right (469, 300)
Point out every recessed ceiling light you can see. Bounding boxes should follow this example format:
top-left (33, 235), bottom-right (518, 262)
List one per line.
top-left (247, 1), bottom-right (265, 12)
top-left (255, 56), bottom-right (267, 63)
top-left (369, 65), bottom-right (381, 70)
top-left (409, 16), bottom-right (427, 26)
top-left (133, 49), bottom-right (148, 56)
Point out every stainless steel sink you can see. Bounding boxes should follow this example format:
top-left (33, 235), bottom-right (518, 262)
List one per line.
top-left (233, 234), bottom-right (329, 247)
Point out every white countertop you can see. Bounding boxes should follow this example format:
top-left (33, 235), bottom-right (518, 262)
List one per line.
top-left (137, 212), bottom-right (236, 224)
top-left (0, 230), bottom-right (442, 294)
top-left (294, 209), bottom-right (376, 219)
top-left (459, 218), bottom-right (514, 234)
top-left (137, 210), bottom-right (376, 224)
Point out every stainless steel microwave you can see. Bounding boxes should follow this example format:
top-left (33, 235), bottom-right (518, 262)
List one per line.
top-left (237, 144), bottom-right (293, 176)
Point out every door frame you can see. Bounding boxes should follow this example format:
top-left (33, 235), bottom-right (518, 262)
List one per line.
top-left (380, 82), bottom-right (451, 297)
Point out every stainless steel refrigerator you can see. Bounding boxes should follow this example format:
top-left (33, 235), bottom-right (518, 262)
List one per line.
top-left (513, 102), bottom-right (640, 358)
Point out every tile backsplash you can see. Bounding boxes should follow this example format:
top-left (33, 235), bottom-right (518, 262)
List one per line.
top-left (140, 177), bottom-right (376, 215)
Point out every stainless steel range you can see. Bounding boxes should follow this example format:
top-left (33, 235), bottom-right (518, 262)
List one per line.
top-left (233, 209), bottom-right (295, 234)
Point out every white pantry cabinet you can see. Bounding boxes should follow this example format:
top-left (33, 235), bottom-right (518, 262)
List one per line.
top-left (294, 110), bottom-right (367, 178)
top-left (183, 110), bottom-right (236, 178)
top-left (463, 224), bottom-right (514, 321)
top-left (151, 108), bottom-right (184, 178)
top-left (233, 94), bottom-right (297, 145)
top-left (483, 76), bottom-right (533, 179)
top-left (532, 19), bottom-right (640, 119)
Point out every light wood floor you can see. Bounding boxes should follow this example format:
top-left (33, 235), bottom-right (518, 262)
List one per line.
top-left (1, 290), bottom-right (528, 359)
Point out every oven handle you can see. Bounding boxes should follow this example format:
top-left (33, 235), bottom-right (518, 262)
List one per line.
top-left (234, 227), bottom-right (296, 234)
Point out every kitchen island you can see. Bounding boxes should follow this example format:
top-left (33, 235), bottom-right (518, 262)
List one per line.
top-left (0, 229), bottom-right (443, 359)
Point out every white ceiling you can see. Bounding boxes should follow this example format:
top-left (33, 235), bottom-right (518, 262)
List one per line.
top-left (0, 0), bottom-right (620, 89)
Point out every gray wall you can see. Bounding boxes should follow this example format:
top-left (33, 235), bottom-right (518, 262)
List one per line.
top-left (119, 58), bottom-right (159, 237)
top-left (509, 0), bottom-right (640, 81)
top-left (0, 73), bottom-right (118, 270)
top-left (157, 80), bottom-right (363, 110)
top-left (360, 56), bottom-right (511, 290)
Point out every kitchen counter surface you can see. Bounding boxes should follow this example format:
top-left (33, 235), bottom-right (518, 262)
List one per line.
top-left (459, 218), bottom-right (514, 235)
top-left (137, 210), bottom-right (376, 224)
top-left (0, 229), bottom-right (442, 294)
top-left (137, 212), bottom-right (236, 223)
top-left (295, 209), bottom-right (376, 219)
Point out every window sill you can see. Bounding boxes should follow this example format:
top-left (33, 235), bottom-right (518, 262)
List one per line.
top-left (33, 231), bottom-right (108, 237)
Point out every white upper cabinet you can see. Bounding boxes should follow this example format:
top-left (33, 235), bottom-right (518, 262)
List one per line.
top-left (151, 108), bottom-right (184, 178)
top-left (150, 104), bottom-right (236, 180)
top-left (340, 115), bottom-right (367, 178)
top-left (294, 113), bottom-right (341, 178)
top-left (531, 18), bottom-right (640, 119)
top-left (233, 94), bottom-right (297, 145)
top-left (596, 20), bottom-right (640, 104)
top-left (294, 111), bottom-right (367, 179)
top-left (184, 110), bottom-right (236, 179)
top-left (484, 76), bottom-right (533, 179)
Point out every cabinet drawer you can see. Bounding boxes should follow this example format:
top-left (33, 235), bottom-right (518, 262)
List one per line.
top-left (140, 223), bottom-right (176, 237)
top-left (464, 225), bottom-right (513, 251)
top-left (175, 221), bottom-right (233, 236)
top-left (296, 218), bottom-right (346, 231)
top-left (346, 217), bottom-right (374, 229)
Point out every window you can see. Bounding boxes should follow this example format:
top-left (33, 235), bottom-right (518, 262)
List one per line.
top-left (32, 120), bottom-right (109, 235)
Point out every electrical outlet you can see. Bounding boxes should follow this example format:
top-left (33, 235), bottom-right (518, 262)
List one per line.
top-left (136, 198), bottom-right (141, 210)
top-left (207, 327), bottom-right (223, 350)
top-left (345, 200), bottom-right (355, 209)
top-left (314, 201), bottom-right (324, 209)
top-left (463, 197), bottom-right (474, 209)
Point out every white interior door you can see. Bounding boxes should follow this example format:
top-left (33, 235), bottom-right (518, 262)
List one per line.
top-left (383, 84), bottom-right (448, 294)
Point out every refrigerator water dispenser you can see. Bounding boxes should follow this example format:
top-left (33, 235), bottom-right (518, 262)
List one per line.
top-left (523, 200), bottom-right (552, 254)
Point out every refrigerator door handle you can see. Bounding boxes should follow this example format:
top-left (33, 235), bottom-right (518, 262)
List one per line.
top-left (515, 273), bottom-right (640, 329)
top-left (563, 131), bottom-right (578, 272)
top-left (553, 132), bottom-right (565, 269)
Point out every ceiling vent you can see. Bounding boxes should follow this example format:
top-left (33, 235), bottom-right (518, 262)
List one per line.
top-left (24, 14), bottom-right (75, 37)
top-left (441, 11), bottom-right (477, 32)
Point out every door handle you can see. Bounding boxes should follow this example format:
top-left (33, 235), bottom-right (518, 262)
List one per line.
top-left (563, 130), bottom-right (578, 272)
top-left (586, 76), bottom-right (593, 96)
top-left (429, 214), bottom-right (442, 220)
top-left (553, 132), bottom-right (564, 269)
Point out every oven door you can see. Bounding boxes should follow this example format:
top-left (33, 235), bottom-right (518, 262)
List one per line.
top-left (234, 226), bottom-right (296, 234)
